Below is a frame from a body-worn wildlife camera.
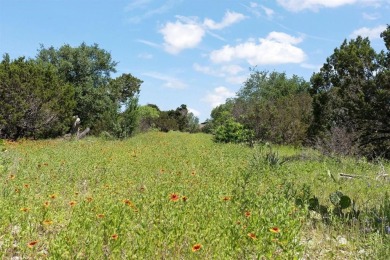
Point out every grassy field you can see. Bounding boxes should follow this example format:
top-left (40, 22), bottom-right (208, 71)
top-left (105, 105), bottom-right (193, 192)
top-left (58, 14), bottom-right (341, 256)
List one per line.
top-left (0, 131), bottom-right (389, 259)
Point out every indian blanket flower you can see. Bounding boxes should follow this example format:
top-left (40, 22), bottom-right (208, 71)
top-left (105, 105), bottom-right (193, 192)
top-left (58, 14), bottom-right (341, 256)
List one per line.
top-left (111, 234), bottom-right (118, 240)
top-left (245, 211), bottom-right (251, 218)
top-left (123, 199), bottom-right (133, 206)
top-left (270, 227), bottom-right (280, 233)
top-left (69, 201), bottom-right (77, 207)
top-left (170, 193), bottom-right (180, 202)
top-left (9, 174), bottom-right (15, 180)
top-left (43, 201), bottom-right (50, 208)
top-left (192, 243), bottom-right (202, 252)
top-left (49, 194), bottom-right (57, 199)
top-left (20, 207), bottom-right (29, 212)
top-left (86, 197), bottom-right (93, 202)
top-left (248, 233), bottom-right (257, 240)
top-left (97, 214), bottom-right (105, 218)
top-left (182, 196), bottom-right (188, 202)
top-left (222, 196), bottom-right (231, 201)
top-left (24, 184), bottom-right (29, 188)
top-left (27, 240), bottom-right (38, 248)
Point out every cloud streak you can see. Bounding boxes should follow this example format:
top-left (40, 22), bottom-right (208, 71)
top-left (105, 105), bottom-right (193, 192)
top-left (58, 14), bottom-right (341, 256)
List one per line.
top-left (143, 72), bottom-right (187, 89)
top-left (276, 0), bottom-right (385, 12)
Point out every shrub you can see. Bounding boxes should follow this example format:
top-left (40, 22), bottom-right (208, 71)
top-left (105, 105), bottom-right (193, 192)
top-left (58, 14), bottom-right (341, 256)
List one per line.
top-left (213, 118), bottom-right (254, 144)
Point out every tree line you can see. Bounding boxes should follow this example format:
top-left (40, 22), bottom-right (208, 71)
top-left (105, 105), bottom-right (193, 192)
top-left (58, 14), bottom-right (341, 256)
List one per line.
top-left (207, 25), bottom-right (390, 159)
top-left (1, 25), bottom-right (389, 159)
top-left (0, 43), bottom-right (199, 140)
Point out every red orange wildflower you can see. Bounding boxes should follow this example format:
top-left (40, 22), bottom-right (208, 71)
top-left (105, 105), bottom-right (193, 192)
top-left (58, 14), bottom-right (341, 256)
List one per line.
top-left (170, 193), bottom-right (180, 202)
top-left (111, 234), bottom-right (118, 240)
top-left (69, 201), bottom-right (77, 207)
top-left (248, 233), bottom-right (257, 240)
top-left (270, 227), bottom-right (280, 233)
top-left (192, 243), bottom-right (202, 252)
top-left (27, 240), bottom-right (38, 248)
top-left (245, 211), bottom-right (251, 218)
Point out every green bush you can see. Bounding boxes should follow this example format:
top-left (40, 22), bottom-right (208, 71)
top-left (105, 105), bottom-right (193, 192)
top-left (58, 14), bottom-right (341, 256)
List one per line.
top-left (214, 118), bottom-right (254, 144)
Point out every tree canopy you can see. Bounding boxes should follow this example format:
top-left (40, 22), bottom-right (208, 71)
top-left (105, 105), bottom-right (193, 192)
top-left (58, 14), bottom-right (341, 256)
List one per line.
top-left (309, 25), bottom-right (390, 158)
top-left (0, 54), bottom-right (75, 139)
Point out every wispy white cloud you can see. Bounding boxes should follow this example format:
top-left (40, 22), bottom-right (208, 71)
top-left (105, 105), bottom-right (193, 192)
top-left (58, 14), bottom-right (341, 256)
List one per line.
top-left (242, 2), bottom-right (275, 19)
top-left (136, 39), bottom-right (160, 48)
top-left (203, 11), bottom-right (246, 30)
top-left (210, 32), bottom-right (306, 65)
top-left (362, 12), bottom-right (381, 20)
top-left (261, 5), bottom-right (275, 19)
top-left (193, 63), bottom-right (245, 83)
top-left (202, 86), bottom-right (236, 108)
top-left (350, 25), bottom-right (387, 40)
top-left (193, 63), bottom-right (225, 77)
top-left (126, 0), bottom-right (181, 24)
top-left (124, 0), bottom-right (152, 11)
top-left (221, 65), bottom-right (245, 75)
top-left (277, 0), bottom-right (386, 11)
top-left (143, 72), bottom-right (187, 89)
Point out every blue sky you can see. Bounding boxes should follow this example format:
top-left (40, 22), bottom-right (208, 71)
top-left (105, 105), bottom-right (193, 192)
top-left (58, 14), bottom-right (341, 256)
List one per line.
top-left (1, 0), bottom-right (389, 121)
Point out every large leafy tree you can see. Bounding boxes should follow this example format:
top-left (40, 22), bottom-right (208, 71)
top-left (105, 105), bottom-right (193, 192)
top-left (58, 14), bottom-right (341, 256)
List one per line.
top-left (309, 25), bottom-right (390, 158)
top-left (36, 43), bottom-right (142, 135)
top-left (233, 70), bottom-right (312, 144)
top-left (0, 54), bottom-right (75, 139)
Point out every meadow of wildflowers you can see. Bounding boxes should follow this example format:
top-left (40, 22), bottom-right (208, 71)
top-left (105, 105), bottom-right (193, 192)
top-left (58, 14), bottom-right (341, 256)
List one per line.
top-left (0, 132), bottom-right (389, 259)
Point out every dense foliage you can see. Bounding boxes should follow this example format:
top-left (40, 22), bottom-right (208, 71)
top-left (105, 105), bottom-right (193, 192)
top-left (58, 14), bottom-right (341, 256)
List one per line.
top-left (209, 25), bottom-right (390, 159)
top-left (0, 55), bottom-right (75, 139)
top-left (309, 26), bottom-right (390, 158)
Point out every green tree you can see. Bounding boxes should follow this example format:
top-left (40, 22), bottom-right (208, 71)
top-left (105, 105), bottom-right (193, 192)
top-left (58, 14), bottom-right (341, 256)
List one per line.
top-left (186, 112), bottom-right (200, 133)
top-left (233, 70), bottom-right (311, 144)
top-left (36, 43), bottom-right (142, 136)
top-left (137, 105), bottom-right (160, 132)
top-left (309, 26), bottom-right (390, 158)
top-left (0, 54), bottom-right (75, 139)
top-left (155, 111), bottom-right (179, 132)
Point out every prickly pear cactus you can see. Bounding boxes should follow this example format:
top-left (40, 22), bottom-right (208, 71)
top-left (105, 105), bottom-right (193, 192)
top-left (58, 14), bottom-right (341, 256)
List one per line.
top-left (330, 190), bottom-right (351, 209)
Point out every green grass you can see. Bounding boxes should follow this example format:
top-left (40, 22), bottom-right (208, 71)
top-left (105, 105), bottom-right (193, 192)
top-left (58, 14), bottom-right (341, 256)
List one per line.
top-left (0, 132), bottom-right (389, 259)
